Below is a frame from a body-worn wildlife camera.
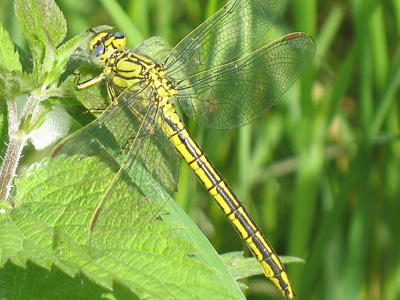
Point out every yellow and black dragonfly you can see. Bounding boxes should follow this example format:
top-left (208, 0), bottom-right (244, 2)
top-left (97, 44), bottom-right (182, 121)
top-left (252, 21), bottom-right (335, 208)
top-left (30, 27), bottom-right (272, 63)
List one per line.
top-left (50, 0), bottom-right (315, 298)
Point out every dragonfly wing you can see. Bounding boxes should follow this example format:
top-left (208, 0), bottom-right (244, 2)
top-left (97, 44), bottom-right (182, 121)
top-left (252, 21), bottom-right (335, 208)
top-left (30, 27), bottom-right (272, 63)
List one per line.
top-left (164, 0), bottom-right (285, 78)
top-left (131, 36), bottom-right (173, 64)
top-left (48, 85), bottom-right (147, 186)
top-left (48, 110), bottom-right (123, 186)
top-left (176, 33), bottom-right (316, 130)
top-left (50, 83), bottom-right (179, 191)
top-left (86, 92), bottom-right (180, 254)
top-left (88, 117), bottom-right (178, 255)
top-left (49, 85), bottom-right (180, 254)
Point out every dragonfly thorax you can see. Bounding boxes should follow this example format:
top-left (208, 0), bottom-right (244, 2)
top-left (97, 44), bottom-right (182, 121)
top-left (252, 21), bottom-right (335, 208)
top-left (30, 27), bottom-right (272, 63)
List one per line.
top-left (106, 50), bottom-right (177, 104)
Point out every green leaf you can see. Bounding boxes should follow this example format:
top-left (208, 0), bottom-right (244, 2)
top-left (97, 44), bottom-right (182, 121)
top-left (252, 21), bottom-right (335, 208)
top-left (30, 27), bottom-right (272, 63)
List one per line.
top-left (0, 158), bottom-right (245, 299)
top-left (0, 260), bottom-right (139, 300)
top-left (0, 24), bottom-right (25, 99)
top-left (221, 251), bottom-right (304, 281)
top-left (0, 67), bottom-right (34, 100)
top-left (0, 23), bottom-right (22, 73)
top-left (14, 0), bottom-right (67, 72)
top-left (14, 0), bottom-right (67, 49)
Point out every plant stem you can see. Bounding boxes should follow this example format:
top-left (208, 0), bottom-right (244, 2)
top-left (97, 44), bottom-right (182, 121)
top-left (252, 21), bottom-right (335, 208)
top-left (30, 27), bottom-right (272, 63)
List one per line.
top-left (0, 98), bottom-right (26, 202)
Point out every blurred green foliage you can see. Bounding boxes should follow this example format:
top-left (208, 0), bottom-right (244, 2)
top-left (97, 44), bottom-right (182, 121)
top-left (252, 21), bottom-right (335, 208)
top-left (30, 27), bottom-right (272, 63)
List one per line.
top-left (1, 0), bottom-right (400, 299)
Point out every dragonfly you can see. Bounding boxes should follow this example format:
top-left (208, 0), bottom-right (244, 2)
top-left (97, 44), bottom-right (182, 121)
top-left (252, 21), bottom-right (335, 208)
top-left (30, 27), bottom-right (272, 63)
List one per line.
top-left (50, 0), bottom-right (315, 298)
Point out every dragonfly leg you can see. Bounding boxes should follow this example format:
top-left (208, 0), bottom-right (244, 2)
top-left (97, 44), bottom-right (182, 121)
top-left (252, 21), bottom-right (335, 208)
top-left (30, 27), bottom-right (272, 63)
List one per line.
top-left (75, 71), bottom-right (106, 90)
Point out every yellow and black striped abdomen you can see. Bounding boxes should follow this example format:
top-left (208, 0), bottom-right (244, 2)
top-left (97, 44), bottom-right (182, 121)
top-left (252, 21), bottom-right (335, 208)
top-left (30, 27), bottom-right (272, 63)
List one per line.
top-left (162, 103), bottom-right (294, 299)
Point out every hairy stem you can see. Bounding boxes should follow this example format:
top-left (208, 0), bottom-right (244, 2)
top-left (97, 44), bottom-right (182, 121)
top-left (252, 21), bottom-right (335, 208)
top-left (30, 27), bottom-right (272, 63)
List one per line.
top-left (0, 98), bottom-right (26, 202)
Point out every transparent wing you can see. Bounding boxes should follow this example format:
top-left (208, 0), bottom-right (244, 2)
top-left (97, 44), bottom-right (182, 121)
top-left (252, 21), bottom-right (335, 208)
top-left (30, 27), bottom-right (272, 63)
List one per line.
top-left (175, 33), bottom-right (316, 130)
top-left (131, 36), bottom-right (173, 64)
top-left (164, 0), bottom-right (285, 78)
top-left (50, 83), bottom-right (179, 190)
top-left (49, 85), bottom-right (180, 253)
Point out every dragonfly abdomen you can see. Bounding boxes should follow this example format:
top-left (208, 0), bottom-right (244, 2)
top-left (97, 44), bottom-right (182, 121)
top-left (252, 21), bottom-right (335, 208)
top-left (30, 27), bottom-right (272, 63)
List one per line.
top-left (163, 108), bottom-right (294, 299)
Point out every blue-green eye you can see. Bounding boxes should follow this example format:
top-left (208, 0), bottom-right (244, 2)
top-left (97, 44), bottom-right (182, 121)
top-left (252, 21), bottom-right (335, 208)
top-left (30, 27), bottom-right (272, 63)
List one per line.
top-left (112, 32), bottom-right (126, 50)
top-left (114, 32), bottom-right (124, 39)
top-left (90, 44), bottom-right (105, 65)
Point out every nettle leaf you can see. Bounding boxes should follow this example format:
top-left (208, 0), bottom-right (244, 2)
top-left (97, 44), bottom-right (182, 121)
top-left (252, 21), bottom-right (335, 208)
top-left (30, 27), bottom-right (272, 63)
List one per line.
top-left (0, 23), bottom-right (22, 73)
top-left (14, 0), bottom-right (67, 50)
top-left (0, 24), bottom-right (24, 99)
top-left (0, 158), bottom-right (245, 299)
top-left (0, 260), bottom-right (123, 300)
top-left (14, 0), bottom-right (67, 71)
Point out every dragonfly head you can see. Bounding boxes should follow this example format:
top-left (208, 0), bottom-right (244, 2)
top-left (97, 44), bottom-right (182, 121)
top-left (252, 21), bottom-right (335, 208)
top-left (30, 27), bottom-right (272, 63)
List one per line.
top-left (89, 32), bottom-right (127, 66)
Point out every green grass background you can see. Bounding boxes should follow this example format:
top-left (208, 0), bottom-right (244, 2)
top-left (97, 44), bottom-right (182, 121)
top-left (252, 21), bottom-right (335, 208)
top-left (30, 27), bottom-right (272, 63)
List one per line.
top-left (2, 0), bottom-right (400, 299)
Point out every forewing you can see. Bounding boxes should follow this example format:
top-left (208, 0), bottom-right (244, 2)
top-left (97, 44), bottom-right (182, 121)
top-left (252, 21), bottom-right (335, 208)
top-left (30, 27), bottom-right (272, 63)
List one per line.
top-left (176, 33), bottom-right (316, 129)
top-left (164, 0), bottom-right (285, 79)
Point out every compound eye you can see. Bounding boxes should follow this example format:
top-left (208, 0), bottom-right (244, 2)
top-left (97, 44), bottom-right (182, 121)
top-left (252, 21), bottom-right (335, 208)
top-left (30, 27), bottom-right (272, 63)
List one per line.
top-left (114, 32), bottom-right (125, 39)
top-left (113, 32), bottom-right (126, 50)
top-left (90, 44), bottom-right (105, 65)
